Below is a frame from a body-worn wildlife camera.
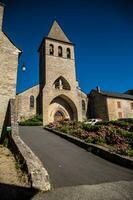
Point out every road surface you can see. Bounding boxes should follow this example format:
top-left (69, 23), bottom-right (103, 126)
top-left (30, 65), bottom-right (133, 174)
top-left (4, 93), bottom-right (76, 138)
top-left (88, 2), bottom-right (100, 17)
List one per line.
top-left (19, 126), bottom-right (133, 189)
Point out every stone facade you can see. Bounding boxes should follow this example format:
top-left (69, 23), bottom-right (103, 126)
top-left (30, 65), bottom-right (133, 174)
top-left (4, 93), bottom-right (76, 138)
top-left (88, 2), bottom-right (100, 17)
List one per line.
top-left (107, 98), bottom-right (133, 120)
top-left (39, 21), bottom-right (88, 125)
top-left (89, 88), bottom-right (133, 121)
top-left (0, 4), bottom-right (21, 135)
top-left (16, 85), bottom-right (39, 121)
top-left (17, 21), bottom-right (88, 125)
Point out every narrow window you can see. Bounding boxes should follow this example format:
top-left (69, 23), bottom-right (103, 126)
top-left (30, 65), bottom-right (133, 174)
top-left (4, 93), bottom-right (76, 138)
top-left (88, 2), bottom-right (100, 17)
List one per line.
top-left (58, 46), bottom-right (63, 57)
top-left (118, 112), bottom-right (122, 118)
top-left (30, 95), bottom-right (34, 109)
top-left (131, 103), bottom-right (133, 110)
top-left (49, 44), bottom-right (54, 55)
top-left (117, 101), bottom-right (121, 108)
top-left (82, 100), bottom-right (86, 111)
top-left (66, 48), bottom-right (71, 58)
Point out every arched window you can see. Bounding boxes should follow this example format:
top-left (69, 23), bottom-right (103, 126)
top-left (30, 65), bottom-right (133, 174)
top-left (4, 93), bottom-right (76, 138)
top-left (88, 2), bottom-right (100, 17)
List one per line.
top-left (54, 76), bottom-right (71, 90)
top-left (82, 100), bottom-right (85, 111)
top-left (30, 95), bottom-right (34, 109)
top-left (49, 44), bottom-right (54, 55)
top-left (58, 46), bottom-right (63, 57)
top-left (66, 48), bottom-right (71, 58)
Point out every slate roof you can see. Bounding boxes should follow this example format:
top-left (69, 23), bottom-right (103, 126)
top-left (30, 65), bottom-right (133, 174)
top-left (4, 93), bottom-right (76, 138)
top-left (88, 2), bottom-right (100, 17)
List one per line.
top-left (100, 90), bottom-right (133, 100)
top-left (47, 20), bottom-right (71, 43)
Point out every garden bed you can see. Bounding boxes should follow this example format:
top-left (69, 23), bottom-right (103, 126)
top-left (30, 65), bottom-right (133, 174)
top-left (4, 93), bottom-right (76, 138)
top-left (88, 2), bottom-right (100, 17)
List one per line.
top-left (46, 120), bottom-right (133, 157)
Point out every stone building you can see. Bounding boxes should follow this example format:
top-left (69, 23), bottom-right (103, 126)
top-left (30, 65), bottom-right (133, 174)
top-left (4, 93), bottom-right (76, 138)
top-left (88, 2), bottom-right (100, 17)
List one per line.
top-left (0, 3), bottom-right (21, 136)
top-left (0, 2), bottom-right (133, 133)
top-left (89, 87), bottom-right (133, 121)
top-left (16, 21), bottom-right (88, 124)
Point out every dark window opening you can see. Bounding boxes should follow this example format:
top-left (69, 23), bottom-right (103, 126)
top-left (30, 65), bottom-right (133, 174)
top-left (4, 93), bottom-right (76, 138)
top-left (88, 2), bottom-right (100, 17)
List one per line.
top-left (66, 48), bottom-right (71, 58)
top-left (30, 95), bottom-right (34, 109)
top-left (49, 44), bottom-right (54, 55)
top-left (58, 46), bottom-right (63, 57)
top-left (117, 101), bottom-right (121, 108)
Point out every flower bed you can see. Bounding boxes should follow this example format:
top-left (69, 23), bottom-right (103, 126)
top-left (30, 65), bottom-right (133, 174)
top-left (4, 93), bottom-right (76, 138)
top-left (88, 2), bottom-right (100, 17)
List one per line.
top-left (46, 120), bottom-right (133, 157)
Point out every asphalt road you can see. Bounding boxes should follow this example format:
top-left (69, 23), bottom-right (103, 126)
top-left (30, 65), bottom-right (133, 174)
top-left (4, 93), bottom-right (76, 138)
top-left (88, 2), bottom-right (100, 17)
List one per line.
top-left (19, 126), bottom-right (133, 189)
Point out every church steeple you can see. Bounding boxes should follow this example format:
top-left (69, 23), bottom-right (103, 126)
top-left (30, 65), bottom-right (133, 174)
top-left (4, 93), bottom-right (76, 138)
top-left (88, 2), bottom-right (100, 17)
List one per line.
top-left (47, 20), bottom-right (72, 43)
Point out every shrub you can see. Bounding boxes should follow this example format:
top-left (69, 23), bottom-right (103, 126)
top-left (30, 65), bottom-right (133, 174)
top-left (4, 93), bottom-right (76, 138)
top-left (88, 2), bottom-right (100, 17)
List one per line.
top-left (113, 144), bottom-right (129, 155)
top-left (127, 148), bottom-right (133, 157)
top-left (129, 126), bottom-right (133, 132)
top-left (85, 132), bottom-right (106, 144)
top-left (105, 131), bottom-right (126, 145)
top-left (82, 124), bottom-right (102, 132)
top-left (19, 115), bottom-right (43, 126)
top-left (110, 120), bottom-right (130, 129)
top-left (116, 129), bottom-right (133, 144)
top-left (96, 121), bottom-right (110, 125)
top-left (57, 126), bottom-right (70, 134)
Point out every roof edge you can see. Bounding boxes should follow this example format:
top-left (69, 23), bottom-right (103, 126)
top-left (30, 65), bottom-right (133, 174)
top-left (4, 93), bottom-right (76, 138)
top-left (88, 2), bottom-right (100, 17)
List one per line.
top-left (0, 2), bottom-right (5, 7)
top-left (3, 31), bottom-right (22, 53)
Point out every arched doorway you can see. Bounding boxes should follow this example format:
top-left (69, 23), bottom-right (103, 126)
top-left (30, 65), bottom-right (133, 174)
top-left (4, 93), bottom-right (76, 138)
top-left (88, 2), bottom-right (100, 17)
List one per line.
top-left (48, 95), bottom-right (78, 123)
top-left (54, 111), bottom-right (64, 122)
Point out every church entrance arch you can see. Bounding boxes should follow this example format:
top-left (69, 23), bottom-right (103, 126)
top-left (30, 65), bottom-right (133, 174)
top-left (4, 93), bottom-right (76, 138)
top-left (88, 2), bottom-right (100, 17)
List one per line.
top-left (48, 95), bottom-right (78, 123)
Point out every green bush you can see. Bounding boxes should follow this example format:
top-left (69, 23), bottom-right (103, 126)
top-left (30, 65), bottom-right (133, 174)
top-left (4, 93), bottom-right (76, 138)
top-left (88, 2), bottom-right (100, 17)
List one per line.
top-left (95, 121), bottom-right (110, 126)
top-left (127, 148), bottom-right (133, 157)
top-left (116, 129), bottom-right (133, 143)
top-left (82, 124), bottom-right (102, 132)
top-left (19, 115), bottom-right (43, 126)
top-left (110, 120), bottom-right (130, 127)
top-left (57, 126), bottom-right (70, 133)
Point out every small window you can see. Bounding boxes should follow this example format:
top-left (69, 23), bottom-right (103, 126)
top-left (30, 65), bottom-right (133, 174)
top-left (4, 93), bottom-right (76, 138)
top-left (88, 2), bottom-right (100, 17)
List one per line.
top-left (131, 103), bottom-right (133, 110)
top-left (117, 101), bottom-right (121, 108)
top-left (58, 46), bottom-right (63, 57)
top-left (82, 100), bottom-right (86, 111)
top-left (118, 112), bottom-right (122, 118)
top-left (49, 44), bottom-right (54, 55)
top-left (66, 48), bottom-right (71, 58)
top-left (30, 95), bottom-right (34, 109)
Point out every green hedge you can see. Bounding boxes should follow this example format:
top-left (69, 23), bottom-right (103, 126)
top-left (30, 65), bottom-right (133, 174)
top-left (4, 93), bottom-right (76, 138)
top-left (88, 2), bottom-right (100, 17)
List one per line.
top-left (19, 115), bottom-right (43, 126)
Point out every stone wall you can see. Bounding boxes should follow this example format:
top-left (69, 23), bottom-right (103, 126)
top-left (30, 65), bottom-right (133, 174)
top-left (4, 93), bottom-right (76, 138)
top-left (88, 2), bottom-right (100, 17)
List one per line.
top-left (8, 99), bottom-right (51, 191)
top-left (16, 85), bottom-right (39, 121)
top-left (89, 92), bottom-right (109, 120)
top-left (40, 36), bottom-right (87, 125)
top-left (107, 97), bottom-right (133, 120)
top-left (0, 4), bottom-right (21, 136)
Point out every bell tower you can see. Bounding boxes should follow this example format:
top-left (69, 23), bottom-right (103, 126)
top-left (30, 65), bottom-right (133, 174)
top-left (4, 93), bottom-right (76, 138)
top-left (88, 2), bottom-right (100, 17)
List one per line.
top-left (38, 21), bottom-right (82, 124)
top-left (39, 20), bottom-right (77, 91)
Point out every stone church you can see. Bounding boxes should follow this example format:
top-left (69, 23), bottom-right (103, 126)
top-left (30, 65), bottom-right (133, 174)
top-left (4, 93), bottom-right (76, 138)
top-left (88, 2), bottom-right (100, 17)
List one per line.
top-left (0, 2), bottom-right (133, 136)
top-left (16, 20), bottom-right (88, 125)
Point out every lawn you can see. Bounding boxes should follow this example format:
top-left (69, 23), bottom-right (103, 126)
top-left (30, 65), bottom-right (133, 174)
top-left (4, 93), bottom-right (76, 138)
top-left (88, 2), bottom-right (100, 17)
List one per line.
top-left (46, 120), bottom-right (133, 157)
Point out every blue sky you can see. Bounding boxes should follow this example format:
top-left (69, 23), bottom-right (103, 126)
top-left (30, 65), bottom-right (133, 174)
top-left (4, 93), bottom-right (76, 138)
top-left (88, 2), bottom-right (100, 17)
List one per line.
top-left (1, 0), bottom-right (133, 94)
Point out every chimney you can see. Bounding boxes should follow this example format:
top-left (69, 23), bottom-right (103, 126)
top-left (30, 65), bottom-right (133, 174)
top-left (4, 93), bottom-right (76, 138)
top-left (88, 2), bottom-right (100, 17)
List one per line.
top-left (96, 86), bottom-right (100, 93)
top-left (0, 3), bottom-right (5, 31)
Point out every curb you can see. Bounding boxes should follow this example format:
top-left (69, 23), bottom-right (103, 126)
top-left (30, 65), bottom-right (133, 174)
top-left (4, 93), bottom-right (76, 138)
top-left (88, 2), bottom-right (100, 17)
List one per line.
top-left (44, 127), bottom-right (133, 169)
